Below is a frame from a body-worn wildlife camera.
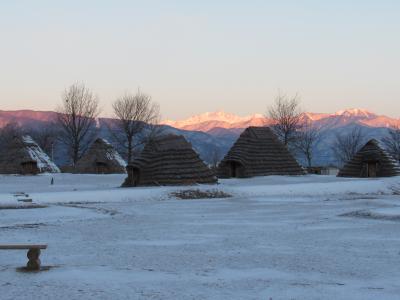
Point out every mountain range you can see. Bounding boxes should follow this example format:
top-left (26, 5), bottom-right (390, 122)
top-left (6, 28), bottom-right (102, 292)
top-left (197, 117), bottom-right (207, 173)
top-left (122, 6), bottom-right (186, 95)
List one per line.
top-left (0, 109), bottom-right (399, 167)
top-left (163, 109), bottom-right (399, 132)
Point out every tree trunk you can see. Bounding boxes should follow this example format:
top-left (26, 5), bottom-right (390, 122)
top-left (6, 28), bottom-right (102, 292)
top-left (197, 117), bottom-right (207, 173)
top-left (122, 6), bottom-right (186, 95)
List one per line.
top-left (73, 142), bottom-right (79, 165)
top-left (127, 137), bottom-right (133, 164)
top-left (307, 153), bottom-right (312, 168)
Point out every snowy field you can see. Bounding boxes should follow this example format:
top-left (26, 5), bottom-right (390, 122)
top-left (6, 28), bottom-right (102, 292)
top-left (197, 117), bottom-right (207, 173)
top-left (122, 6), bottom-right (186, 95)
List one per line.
top-left (1, 174), bottom-right (400, 300)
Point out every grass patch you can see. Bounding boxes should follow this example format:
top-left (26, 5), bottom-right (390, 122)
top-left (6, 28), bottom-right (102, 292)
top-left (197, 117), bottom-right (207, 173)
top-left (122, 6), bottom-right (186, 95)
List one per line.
top-left (171, 189), bottom-right (232, 200)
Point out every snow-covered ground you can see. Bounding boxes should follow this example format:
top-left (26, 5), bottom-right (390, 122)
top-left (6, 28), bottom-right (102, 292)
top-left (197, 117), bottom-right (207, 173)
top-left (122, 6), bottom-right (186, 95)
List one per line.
top-left (1, 174), bottom-right (400, 299)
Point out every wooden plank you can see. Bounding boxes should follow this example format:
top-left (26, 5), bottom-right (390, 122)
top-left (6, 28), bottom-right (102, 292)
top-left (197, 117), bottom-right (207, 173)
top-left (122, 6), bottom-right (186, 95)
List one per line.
top-left (17, 199), bottom-right (33, 203)
top-left (0, 244), bottom-right (47, 250)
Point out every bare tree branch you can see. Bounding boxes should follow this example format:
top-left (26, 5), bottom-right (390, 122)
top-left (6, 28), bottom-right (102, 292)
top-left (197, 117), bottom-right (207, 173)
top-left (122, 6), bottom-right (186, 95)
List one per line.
top-left (332, 127), bottom-right (365, 167)
top-left (210, 147), bottom-right (222, 170)
top-left (111, 89), bottom-right (160, 163)
top-left (267, 93), bottom-right (303, 146)
top-left (294, 120), bottom-right (322, 167)
top-left (26, 122), bottom-right (59, 158)
top-left (56, 83), bottom-right (100, 165)
top-left (0, 122), bottom-right (23, 150)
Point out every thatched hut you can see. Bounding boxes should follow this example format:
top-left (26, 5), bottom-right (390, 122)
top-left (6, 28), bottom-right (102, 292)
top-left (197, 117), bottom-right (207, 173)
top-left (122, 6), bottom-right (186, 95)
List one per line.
top-left (122, 134), bottom-right (217, 186)
top-left (0, 135), bottom-right (60, 174)
top-left (217, 126), bottom-right (305, 178)
top-left (74, 138), bottom-right (126, 174)
top-left (337, 139), bottom-right (400, 177)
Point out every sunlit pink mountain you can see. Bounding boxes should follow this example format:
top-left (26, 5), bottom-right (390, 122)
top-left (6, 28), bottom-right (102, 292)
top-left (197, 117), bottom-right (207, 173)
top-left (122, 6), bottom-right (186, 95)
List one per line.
top-left (1, 108), bottom-right (398, 167)
top-left (163, 111), bottom-right (269, 132)
top-left (0, 108), bottom-right (399, 131)
top-left (163, 109), bottom-right (399, 132)
top-left (0, 109), bottom-right (58, 127)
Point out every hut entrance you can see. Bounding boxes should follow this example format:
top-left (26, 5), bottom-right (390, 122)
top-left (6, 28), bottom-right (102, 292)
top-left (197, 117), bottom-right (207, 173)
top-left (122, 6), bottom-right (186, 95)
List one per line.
top-left (228, 161), bottom-right (243, 178)
top-left (367, 162), bottom-right (377, 177)
top-left (20, 162), bottom-right (38, 175)
top-left (129, 167), bottom-right (140, 186)
top-left (95, 162), bottom-right (109, 174)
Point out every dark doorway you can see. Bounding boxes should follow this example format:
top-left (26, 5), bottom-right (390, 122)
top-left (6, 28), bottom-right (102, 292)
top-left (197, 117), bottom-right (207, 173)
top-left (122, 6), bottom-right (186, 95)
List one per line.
top-left (367, 162), bottom-right (377, 177)
top-left (21, 161), bottom-right (38, 175)
top-left (229, 161), bottom-right (243, 178)
top-left (129, 167), bottom-right (140, 186)
top-left (95, 162), bottom-right (109, 174)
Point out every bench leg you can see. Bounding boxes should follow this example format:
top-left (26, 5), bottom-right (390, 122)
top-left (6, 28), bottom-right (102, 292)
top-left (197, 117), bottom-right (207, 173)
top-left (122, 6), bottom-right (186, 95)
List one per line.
top-left (26, 248), bottom-right (41, 271)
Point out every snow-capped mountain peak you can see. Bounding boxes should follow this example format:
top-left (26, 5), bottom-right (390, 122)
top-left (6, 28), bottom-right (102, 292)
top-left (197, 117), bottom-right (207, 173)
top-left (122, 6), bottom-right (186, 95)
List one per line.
top-left (162, 108), bottom-right (399, 132)
top-left (334, 108), bottom-right (376, 118)
top-left (163, 111), bottom-right (265, 129)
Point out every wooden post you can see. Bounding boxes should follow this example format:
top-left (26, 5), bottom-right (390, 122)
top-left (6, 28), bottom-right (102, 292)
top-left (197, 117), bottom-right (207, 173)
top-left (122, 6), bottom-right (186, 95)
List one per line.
top-left (26, 248), bottom-right (41, 271)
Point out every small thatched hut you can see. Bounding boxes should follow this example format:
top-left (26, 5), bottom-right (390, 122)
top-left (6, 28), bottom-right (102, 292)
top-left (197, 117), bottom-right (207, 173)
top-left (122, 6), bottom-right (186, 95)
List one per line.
top-left (74, 138), bottom-right (126, 174)
top-left (0, 135), bottom-right (60, 174)
top-left (337, 139), bottom-right (400, 177)
top-left (217, 126), bottom-right (305, 178)
top-left (122, 134), bottom-right (217, 186)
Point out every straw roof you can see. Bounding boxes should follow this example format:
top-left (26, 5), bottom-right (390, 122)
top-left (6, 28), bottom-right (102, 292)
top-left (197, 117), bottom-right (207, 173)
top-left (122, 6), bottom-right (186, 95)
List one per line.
top-left (338, 139), bottom-right (400, 177)
top-left (74, 138), bottom-right (126, 174)
top-left (0, 135), bottom-right (60, 174)
top-left (217, 126), bottom-right (305, 178)
top-left (122, 134), bottom-right (217, 186)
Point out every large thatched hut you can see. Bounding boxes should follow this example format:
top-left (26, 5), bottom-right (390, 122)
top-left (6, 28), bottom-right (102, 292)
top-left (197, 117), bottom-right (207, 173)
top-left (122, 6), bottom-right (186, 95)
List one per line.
top-left (0, 135), bottom-right (60, 174)
top-left (122, 134), bottom-right (217, 186)
top-left (217, 126), bottom-right (305, 178)
top-left (74, 138), bottom-right (126, 174)
top-left (337, 139), bottom-right (400, 177)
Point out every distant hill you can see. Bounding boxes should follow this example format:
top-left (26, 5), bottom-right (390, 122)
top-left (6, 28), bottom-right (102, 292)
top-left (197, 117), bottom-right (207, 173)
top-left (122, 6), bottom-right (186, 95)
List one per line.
top-left (0, 110), bottom-right (233, 167)
top-left (0, 109), bottom-right (58, 128)
top-left (0, 109), bottom-right (398, 167)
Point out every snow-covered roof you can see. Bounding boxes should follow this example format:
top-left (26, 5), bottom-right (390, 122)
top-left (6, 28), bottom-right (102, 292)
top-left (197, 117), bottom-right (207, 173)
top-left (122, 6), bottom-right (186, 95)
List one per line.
top-left (22, 135), bottom-right (60, 173)
top-left (106, 149), bottom-right (127, 167)
top-left (74, 138), bottom-right (127, 173)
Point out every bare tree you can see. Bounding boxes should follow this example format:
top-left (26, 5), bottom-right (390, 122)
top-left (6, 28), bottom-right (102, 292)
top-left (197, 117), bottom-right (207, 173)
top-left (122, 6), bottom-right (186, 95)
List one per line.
top-left (0, 122), bottom-right (22, 150)
top-left (111, 90), bottom-right (160, 163)
top-left (332, 126), bottom-right (365, 166)
top-left (294, 120), bottom-right (322, 167)
top-left (56, 83), bottom-right (100, 165)
top-left (382, 125), bottom-right (400, 162)
top-left (28, 123), bottom-right (59, 158)
top-left (210, 147), bottom-right (222, 170)
top-left (267, 93), bottom-right (303, 146)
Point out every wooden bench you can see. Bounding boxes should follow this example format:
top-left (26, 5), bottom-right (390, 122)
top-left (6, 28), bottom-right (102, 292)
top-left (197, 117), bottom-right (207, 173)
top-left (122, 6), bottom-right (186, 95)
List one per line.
top-left (0, 244), bottom-right (47, 271)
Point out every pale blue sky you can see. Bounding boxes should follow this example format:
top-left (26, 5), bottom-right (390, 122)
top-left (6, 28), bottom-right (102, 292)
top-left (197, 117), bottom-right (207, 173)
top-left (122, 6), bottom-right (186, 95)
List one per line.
top-left (0, 0), bottom-right (399, 119)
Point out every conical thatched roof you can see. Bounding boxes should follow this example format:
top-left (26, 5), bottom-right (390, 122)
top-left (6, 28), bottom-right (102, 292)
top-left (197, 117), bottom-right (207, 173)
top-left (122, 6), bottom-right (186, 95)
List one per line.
top-left (74, 138), bottom-right (126, 174)
top-left (217, 126), bottom-right (305, 178)
top-left (122, 134), bottom-right (217, 186)
top-left (338, 139), bottom-right (400, 177)
top-left (0, 135), bottom-right (60, 174)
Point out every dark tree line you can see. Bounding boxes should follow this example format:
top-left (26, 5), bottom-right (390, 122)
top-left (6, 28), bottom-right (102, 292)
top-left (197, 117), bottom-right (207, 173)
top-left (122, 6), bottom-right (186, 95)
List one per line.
top-left (2, 86), bottom-right (398, 169)
top-left (0, 121), bottom-right (59, 161)
top-left (55, 83), bottom-right (160, 166)
top-left (266, 93), bottom-right (400, 168)
top-left (0, 83), bottom-right (161, 167)
top-left (267, 93), bottom-right (322, 168)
